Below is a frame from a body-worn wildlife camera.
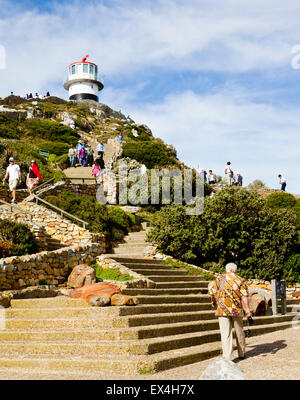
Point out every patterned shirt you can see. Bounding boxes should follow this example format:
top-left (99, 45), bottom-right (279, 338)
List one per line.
top-left (209, 272), bottom-right (249, 317)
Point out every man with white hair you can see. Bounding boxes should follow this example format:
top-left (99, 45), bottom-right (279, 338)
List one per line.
top-left (209, 262), bottom-right (251, 361)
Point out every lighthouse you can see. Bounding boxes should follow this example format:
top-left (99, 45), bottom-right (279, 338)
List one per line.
top-left (64, 55), bottom-right (104, 102)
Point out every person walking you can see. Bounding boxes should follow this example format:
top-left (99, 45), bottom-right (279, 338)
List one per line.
top-left (209, 263), bottom-right (251, 361)
top-left (97, 141), bottom-right (105, 160)
top-left (26, 160), bottom-right (42, 195)
top-left (237, 173), bottom-right (243, 187)
top-left (79, 145), bottom-right (87, 167)
top-left (278, 174), bottom-right (286, 191)
top-left (86, 145), bottom-right (94, 167)
top-left (2, 157), bottom-right (22, 204)
top-left (117, 134), bottom-right (123, 142)
top-left (68, 145), bottom-right (76, 168)
top-left (76, 140), bottom-right (83, 164)
top-left (208, 170), bottom-right (217, 185)
top-left (225, 162), bottom-right (233, 186)
top-left (92, 160), bottom-right (102, 183)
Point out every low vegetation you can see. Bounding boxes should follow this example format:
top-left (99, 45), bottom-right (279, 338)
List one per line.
top-left (148, 187), bottom-right (298, 281)
top-left (44, 191), bottom-right (138, 240)
top-left (90, 263), bottom-right (135, 281)
top-left (0, 219), bottom-right (38, 258)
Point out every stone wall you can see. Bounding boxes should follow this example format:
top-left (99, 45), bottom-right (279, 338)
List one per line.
top-left (38, 182), bottom-right (98, 199)
top-left (0, 201), bottom-right (105, 247)
top-left (0, 242), bottom-right (105, 290)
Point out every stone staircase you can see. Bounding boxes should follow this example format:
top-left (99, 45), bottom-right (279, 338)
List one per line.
top-left (111, 226), bottom-right (151, 257)
top-left (0, 257), bottom-right (298, 377)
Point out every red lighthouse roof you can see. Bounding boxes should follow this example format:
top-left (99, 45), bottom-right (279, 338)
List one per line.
top-left (68, 54), bottom-right (97, 67)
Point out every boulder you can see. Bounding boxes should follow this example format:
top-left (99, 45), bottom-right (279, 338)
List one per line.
top-left (110, 293), bottom-right (139, 306)
top-left (69, 282), bottom-right (121, 302)
top-left (87, 296), bottom-right (111, 307)
top-left (292, 291), bottom-right (300, 302)
top-left (67, 264), bottom-right (97, 288)
top-left (200, 358), bottom-right (248, 380)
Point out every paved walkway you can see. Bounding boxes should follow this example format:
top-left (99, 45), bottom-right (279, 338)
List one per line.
top-left (0, 327), bottom-right (298, 380)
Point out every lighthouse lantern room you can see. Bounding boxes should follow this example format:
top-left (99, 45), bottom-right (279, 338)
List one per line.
top-left (64, 55), bottom-right (104, 102)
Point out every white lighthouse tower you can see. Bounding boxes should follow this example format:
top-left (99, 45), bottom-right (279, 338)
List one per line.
top-left (64, 55), bottom-right (104, 102)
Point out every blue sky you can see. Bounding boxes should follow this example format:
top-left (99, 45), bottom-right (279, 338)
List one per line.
top-left (0, 0), bottom-right (300, 193)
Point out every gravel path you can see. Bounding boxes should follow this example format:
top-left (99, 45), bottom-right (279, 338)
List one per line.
top-left (0, 327), bottom-right (299, 380)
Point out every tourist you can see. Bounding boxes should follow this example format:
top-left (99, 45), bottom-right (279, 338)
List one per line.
top-left (209, 263), bottom-right (251, 361)
top-left (232, 174), bottom-right (237, 186)
top-left (26, 160), bottom-right (42, 195)
top-left (68, 145), bottom-right (76, 168)
top-left (200, 168), bottom-right (207, 182)
top-left (117, 134), bottom-right (123, 142)
top-left (2, 157), bottom-right (22, 204)
top-left (140, 163), bottom-right (147, 177)
top-left (208, 170), bottom-right (217, 185)
top-left (225, 162), bottom-right (233, 186)
top-left (76, 140), bottom-right (83, 164)
top-left (79, 145), bottom-right (87, 167)
top-left (92, 160), bottom-right (102, 183)
top-left (237, 173), bottom-right (243, 187)
top-left (278, 174), bottom-right (286, 191)
top-left (97, 141), bottom-right (104, 159)
top-left (46, 91), bottom-right (50, 97)
top-left (86, 145), bottom-right (94, 167)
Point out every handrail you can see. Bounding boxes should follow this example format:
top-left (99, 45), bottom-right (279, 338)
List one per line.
top-left (62, 176), bottom-right (97, 184)
top-left (0, 199), bottom-right (34, 221)
top-left (33, 178), bottom-right (55, 192)
top-left (33, 194), bottom-right (88, 229)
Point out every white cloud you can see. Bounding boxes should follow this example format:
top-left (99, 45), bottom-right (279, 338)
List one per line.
top-left (125, 87), bottom-right (300, 193)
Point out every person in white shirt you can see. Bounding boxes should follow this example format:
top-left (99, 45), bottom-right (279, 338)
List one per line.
top-left (208, 170), bottom-right (217, 185)
top-left (97, 142), bottom-right (105, 160)
top-left (225, 162), bottom-right (233, 185)
top-left (68, 145), bottom-right (76, 168)
top-left (278, 175), bottom-right (286, 191)
top-left (140, 163), bottom-right (147, 176)
top-left (2, 157), bottom-right (22, 203)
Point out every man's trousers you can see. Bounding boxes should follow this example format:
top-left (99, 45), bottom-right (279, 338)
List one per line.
top-left (218, 316), bottom-right (246, 360)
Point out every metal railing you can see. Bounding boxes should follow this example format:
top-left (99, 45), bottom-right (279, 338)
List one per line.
top-left (0, 199), bottom-right (34, 221)
top-left (33, 194), bottom-right (88, 229)
top-left (33, 178), bottom-right (55, 193)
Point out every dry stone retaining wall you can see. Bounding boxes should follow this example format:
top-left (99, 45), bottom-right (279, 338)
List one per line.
top-left (0, 242), bottom-right (105, 290)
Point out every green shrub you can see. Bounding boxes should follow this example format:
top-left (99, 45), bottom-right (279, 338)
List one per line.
top-left (0, 219), bottom-right (38, 257)
top-left (281, 254), bottom-right (300, 283)
top-left (266, 192), bottom-right (296, 210)
top-left (148, 187), bottom-right (297, 280)
top-left (40, 141), bottom-right (69, 156)
top-left (24, 119), bottom-right (80, 144)
top-left (44, 191), bottom-right (138, 239)
top-left (90, 263), bottom-right (135, 281)
top-left (0, 115), bottom-right (21, 139)
top-left (123, 141), bottom-right (178, 169)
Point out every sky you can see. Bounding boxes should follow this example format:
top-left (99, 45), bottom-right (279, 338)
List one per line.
top-left (0, 0), bottom-right (300, 193)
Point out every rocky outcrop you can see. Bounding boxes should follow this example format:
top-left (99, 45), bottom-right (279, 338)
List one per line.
top-left (76, 100), bottom-right (126, 120)
top-left (248, 286), bottom-right (272, 316)
top-left (67, 264), bottom-right (97, 288)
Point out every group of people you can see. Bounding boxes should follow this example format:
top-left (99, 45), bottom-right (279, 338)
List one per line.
top-left (69, 140), bottom-right (100, 168)
top-left (200, 162), bottom-right (243, 187)
top-left (2, 158), bottom-right (42, 203)
top-left (25, 92), bottom-right (50, 100)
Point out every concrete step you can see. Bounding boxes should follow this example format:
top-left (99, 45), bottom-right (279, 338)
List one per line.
top-left (146, 275), bottom-right (206, 282)
top-left (121, 263), bottom-right (176, 270)
top-left (137, 295), bottom-right (211, 304)
top-left (129, 269), bottom-right (188, 276)
top-left (114, 243), bottom-right (148, 249)
top-left (154, 281), bottom-right (209, 289)
top-left (123, 288), bottom-right (208, 296)
top-left (111, 257), bottom-right (164, 264)
top-left (10, 297), bottom-right (90, 309)
top-left (127, 312), bottom-right (299, 339)
top-left (5, 317), bottom-right (128, 330)
top-left (117, 303), bottom-right (212, 315)
top-left (127, 310), bottom-right (217, 327)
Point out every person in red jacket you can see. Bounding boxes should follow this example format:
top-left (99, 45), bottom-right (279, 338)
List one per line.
top-left (26, 160), bottom-right (42, 195)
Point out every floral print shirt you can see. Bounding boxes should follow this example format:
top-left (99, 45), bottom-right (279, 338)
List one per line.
top-left (209, 272), bottom-right (249, 317)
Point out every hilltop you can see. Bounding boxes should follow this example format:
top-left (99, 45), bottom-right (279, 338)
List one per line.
top-left (0, 95), bottom-right (181, 186)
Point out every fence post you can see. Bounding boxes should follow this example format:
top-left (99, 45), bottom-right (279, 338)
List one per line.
top-left (271, 279), bottom-right (278, 315)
